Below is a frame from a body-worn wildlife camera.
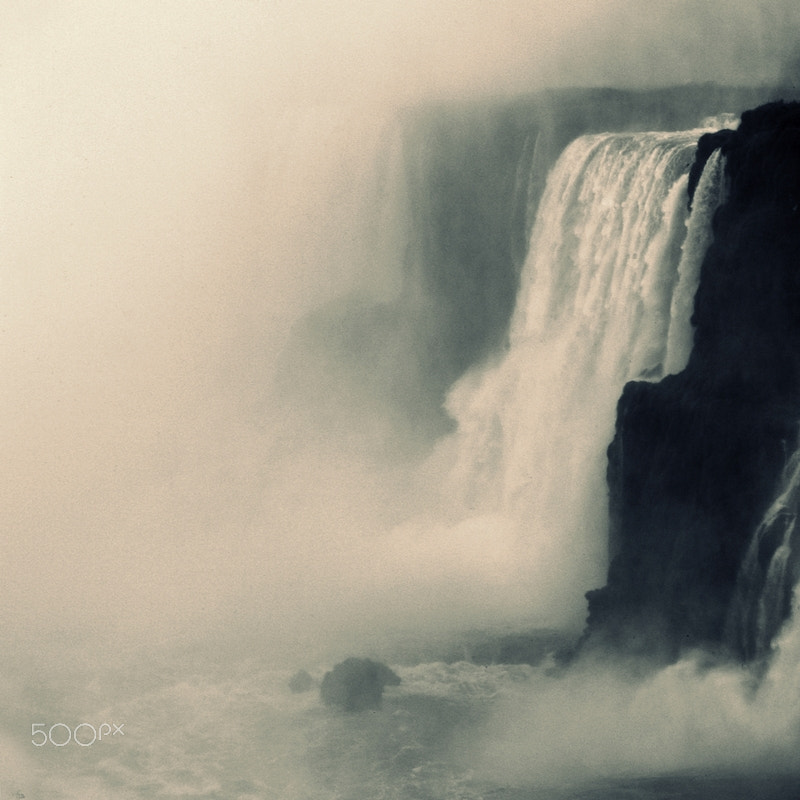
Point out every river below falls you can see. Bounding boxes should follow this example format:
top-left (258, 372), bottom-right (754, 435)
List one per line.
top-left (2, 646), bottom-right (799, 800)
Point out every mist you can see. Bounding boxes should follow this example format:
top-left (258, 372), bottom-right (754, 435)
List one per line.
top-left (463, 600), bottom-right (800, 791)
top-left (4, 0), bottom-right (800, 675)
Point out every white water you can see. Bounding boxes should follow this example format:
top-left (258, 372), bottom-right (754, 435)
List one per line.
top-left (664, 147), bottom-right (726, 373)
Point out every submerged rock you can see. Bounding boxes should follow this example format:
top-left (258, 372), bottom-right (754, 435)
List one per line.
top-left (320, 658), bottom-right (401, 712)
top-left (288, 669), bottom-right (314, 693)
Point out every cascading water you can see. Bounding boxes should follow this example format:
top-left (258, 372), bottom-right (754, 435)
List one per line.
top-left (663, 148), bottom-right (726, 374)
top-left (727, 439), bottom-right (800, 661)
top-left (441, 129), bottom-right (724, 623)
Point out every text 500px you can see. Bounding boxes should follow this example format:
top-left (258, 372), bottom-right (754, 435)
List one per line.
top-left (31, 722), bottom-right (125, 746)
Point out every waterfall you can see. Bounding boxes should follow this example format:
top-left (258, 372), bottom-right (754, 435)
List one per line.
top-left (441, 129), bottom-right (721, 623)
top-left (663, 148), bottom-right (726, 374)
top-left (727, 440), bottom-right (800, 660)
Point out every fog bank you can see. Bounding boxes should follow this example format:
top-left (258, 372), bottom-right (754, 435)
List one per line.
top-left (3, 0), bottom-right (800, 666)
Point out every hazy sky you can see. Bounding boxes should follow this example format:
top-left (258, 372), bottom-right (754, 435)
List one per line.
top-left (3, 0), bottom-right (800, 662)
top-left (4, 1), bottom-right (800, 107)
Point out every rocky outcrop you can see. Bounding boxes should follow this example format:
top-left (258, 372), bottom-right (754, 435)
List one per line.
top-left (584, 101), bottom-right (800, 662)
top-left (320, 658), bottom-right (401, 712)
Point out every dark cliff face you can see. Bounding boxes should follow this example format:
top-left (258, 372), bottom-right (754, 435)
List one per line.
top-left (584, 101), bottom-right (800, 663)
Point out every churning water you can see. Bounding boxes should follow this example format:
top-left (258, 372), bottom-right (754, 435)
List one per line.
top-left (8, 636), bottom-right (800, 799)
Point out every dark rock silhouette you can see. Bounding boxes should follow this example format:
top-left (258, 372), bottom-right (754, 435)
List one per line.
top-left (320, 658), bottom-right (401, 712)
top-left (584, 101), bottom-right (800, 662)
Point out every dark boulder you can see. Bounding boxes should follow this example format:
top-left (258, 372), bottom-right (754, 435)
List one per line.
top-left (320, 658), bottom-right (401, 712)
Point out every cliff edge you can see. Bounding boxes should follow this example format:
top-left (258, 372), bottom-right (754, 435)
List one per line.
top-left (583, 101), bottom-right (800, 662)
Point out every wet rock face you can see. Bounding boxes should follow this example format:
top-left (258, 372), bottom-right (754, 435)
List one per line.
top-left (584, 101), bottom-right (800, 662)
